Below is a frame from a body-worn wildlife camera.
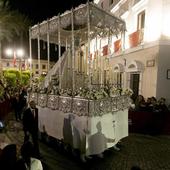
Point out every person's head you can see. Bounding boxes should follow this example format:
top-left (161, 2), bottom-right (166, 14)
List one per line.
top-left (151, 96), bottom-right (157, 105)
top-left (146, 97), bottom-right (151, 103)
top-left (21, 141), bottom-right (33, 161)
top-left (29, 100), bottom-right (36, 109)
top-left (1, 144), bottom-right (17, 169)
top-left (158, 97), bottom-right (166, 105)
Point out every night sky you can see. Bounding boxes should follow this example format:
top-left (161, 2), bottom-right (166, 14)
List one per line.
top-left (9, 0), bottom-right (93, 24)
top-left (2, 0), bottom-right (93, 61)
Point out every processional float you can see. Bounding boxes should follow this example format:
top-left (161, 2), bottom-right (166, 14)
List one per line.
top-left (28, 2), bottom-right (130, 160)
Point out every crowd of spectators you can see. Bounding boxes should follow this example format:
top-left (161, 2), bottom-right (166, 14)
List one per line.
top-left (130, 95), bottom-right (169, 113)
top-left (0, 141), bottom-right (43, 170)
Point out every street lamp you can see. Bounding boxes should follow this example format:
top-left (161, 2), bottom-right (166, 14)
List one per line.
top-left (5, 48), bottom-right (24, 70)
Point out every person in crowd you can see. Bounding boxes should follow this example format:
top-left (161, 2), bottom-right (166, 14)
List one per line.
top-left (134, 95), bottom-right (146, 111)
top-left (13, 93), bottom-right (22, 121)
top-left (150, 96), bottom-right (160, 112)
top-left (16, 141), bottom-right (43, 170)
top-left (145, 97), bottom-right (153, 111)
top-left (22, 100), bottom-right (40, 158)
top-left (19, 86), bottom-right (27, 114)
top-left (0, 144), bottom-right (17, 170)
top-left (157, 97), bottom-right (169, 113)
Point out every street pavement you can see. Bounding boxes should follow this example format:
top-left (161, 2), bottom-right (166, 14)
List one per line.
top-left (2, 112), bottom-right (170, 170)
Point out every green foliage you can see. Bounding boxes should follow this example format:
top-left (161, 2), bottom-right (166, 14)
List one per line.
top-left (22, 70), bottom-right (31, 78)
top-left (21, 73), bottom-right (30, 86)
top-left (0, 0), bottom-right (31, 41)
top-left (3, 71), bottom-right (17, 87)
top-left (4, 69), bottom-right (21, 79)
top-left (2, 68), bottom-right (31, 88)
top-left (0, 85), bottom-right (4, 98)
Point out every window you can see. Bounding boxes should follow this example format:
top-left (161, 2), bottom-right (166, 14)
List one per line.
top-left (42, 64), bottom-right (46, 69)
top-left (137, 10), bottom-right (145, 30)
top-left (113, 72), bottom-right (123, 88)
top-left (35, 71), bottom-right (39, 74)
top-left (116, 72), bottom-right (122, 88)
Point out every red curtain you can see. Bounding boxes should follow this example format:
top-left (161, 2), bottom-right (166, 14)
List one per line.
top-left (129, 30), bottom-right (140, 48)
top-left (102, 45), bottom-right (108, 56)
top-left (114, 39), bottom-right (121, 52)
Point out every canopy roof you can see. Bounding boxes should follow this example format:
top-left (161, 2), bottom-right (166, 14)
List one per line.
top-left (30, 2), bottom-right (126, 46)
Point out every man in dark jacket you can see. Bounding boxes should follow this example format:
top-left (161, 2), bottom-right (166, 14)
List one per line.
top-left (22, 100), bottom-right (40, 158)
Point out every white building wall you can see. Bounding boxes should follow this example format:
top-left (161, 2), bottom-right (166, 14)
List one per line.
top-left (144, 0), bottom-right (162, 42)
top-left (110, 45), bottom-right (158, 99)
top-left (94, 0), bottom-right (170, 103)
top-left (157, 44), bottom-right (170, 103)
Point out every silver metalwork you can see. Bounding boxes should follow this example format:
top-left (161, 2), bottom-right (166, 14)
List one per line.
top-left (58, 96), bottom-right (73, 113)
top-left (72, 97), bottom-right (89, 116)
top-left (47, 94), bottom-right (59, 110)
top-left (29, 93), bottom-right (38, 104)
top-left (29, 92), bottom-right (130, 116)
top-left (38, 94), bottom-right (47, 108)
top-left (29, 2), bottom-right (125, 45)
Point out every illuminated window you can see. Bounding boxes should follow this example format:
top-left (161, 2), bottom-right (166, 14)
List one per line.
top-left (137, 10), bottom-right (145, 30)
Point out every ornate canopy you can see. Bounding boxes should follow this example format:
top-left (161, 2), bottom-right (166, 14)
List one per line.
top-left (29, 2), bottom-right (126, 46)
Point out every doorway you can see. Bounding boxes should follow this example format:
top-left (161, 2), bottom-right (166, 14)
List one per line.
top-left (130, 73), bottom-right (140, 100)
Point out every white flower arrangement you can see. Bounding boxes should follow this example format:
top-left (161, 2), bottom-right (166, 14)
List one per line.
top-left (122, 88), bottom-right (133, 96)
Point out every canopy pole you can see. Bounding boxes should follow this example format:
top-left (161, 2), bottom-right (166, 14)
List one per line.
top-left (108, 30), bottom-right (112, 86)
top-left (29, 28), bottom-right (32, 86)
top-left (38, 24), bottom-right (41, 76)
top-left (47, 20), bottom-right (50, 72)
top-left (87, 2), bottom-right (91, 89)
top-left (71, 8), bottom-right (75, 93)
top-left (121, 30), bottom-right (126, 89)
top-left (100, 38), bottom-right (102, 87)
top-left (58, 14), bottom-right (61, 89)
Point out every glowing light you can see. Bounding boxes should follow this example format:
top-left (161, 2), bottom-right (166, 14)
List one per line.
top-left (5, 48), bottom-right (13, 56)
top-left (5, 48), bottom-right (24, 57)
top-left (28, 58), bottom-right (32, 63)
top-left (16, 49), bottom-right (24, 57)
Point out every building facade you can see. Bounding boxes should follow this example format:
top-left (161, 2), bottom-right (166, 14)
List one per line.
top-left (1, 58), bottom-right (55, 77)
top-left (94, 0), bottom-right (170, 103)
